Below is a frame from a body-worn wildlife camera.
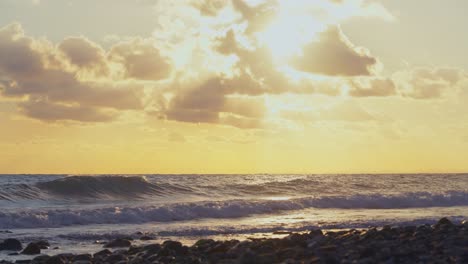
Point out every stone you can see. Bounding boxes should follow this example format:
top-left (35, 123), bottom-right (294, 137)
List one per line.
top-left (142, 243), bottom-right (161, 255)
top-left (105, 254), bottom-right (128, 263)
top-left (21, 243), bottom-right (41, 255)
top-left (0, 239), bottom-right (23, 251)
top-left (103, 238), bottom-right (131, 248)
top-left (34, 241), bottom-right (50, 250)
top-left (32, 255), bottom-right (51, 262)
top-left (72, 254), bottom-right (92, 262)
top-left (435, 217), bottom-right (454, 229)
top-left (93, 249), bottom-right (112, 258)
top-left (140, 235), bottom-right (155, 241)
top-left (44, 256), bottom-right (66, 264)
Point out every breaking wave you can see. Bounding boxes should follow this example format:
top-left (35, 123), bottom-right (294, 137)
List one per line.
top-left (1, 191), bottom-right (467, 228)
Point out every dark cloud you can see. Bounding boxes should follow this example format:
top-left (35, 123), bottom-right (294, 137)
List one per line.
top-left (292, 26), bottom-right (377, 76)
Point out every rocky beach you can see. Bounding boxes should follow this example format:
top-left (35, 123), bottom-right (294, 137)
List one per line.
top-left (1, 218), bottom-right (467, 264)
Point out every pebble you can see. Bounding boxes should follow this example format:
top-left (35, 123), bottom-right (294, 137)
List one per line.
top-left (0, 217), bottom-right (466, 264)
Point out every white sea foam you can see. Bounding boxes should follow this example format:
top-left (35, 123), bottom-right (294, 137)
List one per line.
top-left (1, 191), bottom-right (467, 228)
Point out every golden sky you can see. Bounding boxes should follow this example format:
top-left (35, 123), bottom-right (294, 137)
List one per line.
top-left (0, 0), bottom-right (467, 174)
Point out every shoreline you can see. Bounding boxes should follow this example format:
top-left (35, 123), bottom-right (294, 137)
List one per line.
top-left (1, 217), bottom-right (467, 263)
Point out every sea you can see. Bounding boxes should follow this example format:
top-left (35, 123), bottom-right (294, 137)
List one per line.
top-left (0, 174), bottom-right (467, 261)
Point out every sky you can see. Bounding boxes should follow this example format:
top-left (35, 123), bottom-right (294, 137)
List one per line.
top-left (0, 0), bottom-right (467, 174)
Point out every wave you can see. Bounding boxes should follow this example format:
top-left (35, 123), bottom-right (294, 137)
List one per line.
top-left (0, 175), bottom-right (195, 201)
top-left (1, 191), bottom-right (467, 228)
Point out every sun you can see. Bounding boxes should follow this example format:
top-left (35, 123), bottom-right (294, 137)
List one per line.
top-left (256, 2), bottom-right (325, 63)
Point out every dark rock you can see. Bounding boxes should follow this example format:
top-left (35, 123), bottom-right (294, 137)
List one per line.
top-left (0, 238), bottom-right (23, 251)
top-left (273, 231), bottom-right (292, 235)
top-left (14, 260), bottom-right (31, 264)
top-left (105, 254), bottom-right (128, 263)
top-left (435, 217), bottom-right (454, 229)
top-left (72, 254), bottom-right (92, 261)
top-left (163, 240), bottom-right (183, 250)
top-left (142, 243), bottom-right (162, 255)
top-left (162, 240), bottom-right (188, 255)
top-left (32, 255), bottom-right (51, 262)
top-left (309, 229), bottom-right (323, 237)
top-left (21, 243), bottom-right (41, 255)
top-left (103, 238), bottom-right (131, 248)
top-left (34, 240), bottom-right (50, 250)
top-left (93, 249), bottom-right (112, 258)
top-left (56, 253), bottom-right (74, 261)
top-left (8, 252), bottom-right (19, 256)
top-left (140, 235), bottom-right (154, 241)
top-left (44, 256), bottom-right (66, 264)
top-left (127, 245), bottom-right (143, 255)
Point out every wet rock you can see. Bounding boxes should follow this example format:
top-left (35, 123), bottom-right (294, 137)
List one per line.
top-left (21, 243), bottom-right (41, 255)
top-left (435, 217), bottom-right (454, 229)
top-left (93, 249), bottom-right (112, 259)
top-left (105, 253), bottom-right (128, 263)
top-left (14, 260), bottom-right (31, 264)
top-left (0, 239), bottom-right (23, 251)
top-left (72, 254), bottom-right (92, 262)
top-left (103, 238), bottom-right (131, 248)
top-left (32, 255), bottom-right (51, 262)
top-left (142, 243), bottom-right (162, 255)
top-left (44, 256), bottom-right (66, 264)
top-left (34, 241), bottom-right (50, 250)
top-left (140, 235), bottom-right (154, 241)
top-left (162, 240), bottom-right (188, 255)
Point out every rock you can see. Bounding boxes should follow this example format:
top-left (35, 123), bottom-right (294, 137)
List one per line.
top-left (44, 256), bottom-right (66, 264)
top-left (103, 238), bottom-right (131, 248)
top-left (15, 260), bottom-right (31, 264)
top-left (162, 240), bottom-right (188, 255)
top-left (72, 254), bottom-right (92, 262)
top-left (0, 239), bottom-right (23, 251)
top-left (93, 249), bottom-right (112, 258)
top-left (34, 240), bottom-right (50, 250)
top-left (435, 217), bottom-right (454, 229)
top-left (309, 229), bottom-right (324, 237)
top-left (32, 255), bottom-right (51, 262)
top-left (273, 231), bottom-right (292, 235)
top-left (56, 253), bottom-right (74, 261)
top-left (140, 235), bottom-right (154, 241)
top-left (105, 254), bottom-right (128, 263)
top-left (21, 243), bottom-right (41, 255)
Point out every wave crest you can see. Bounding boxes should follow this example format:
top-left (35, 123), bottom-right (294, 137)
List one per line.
top-left (1, 191), bottom-right (467, 228)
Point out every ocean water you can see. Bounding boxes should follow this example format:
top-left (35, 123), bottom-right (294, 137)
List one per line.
top-left (0, 174), bottom-right (467, 260)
